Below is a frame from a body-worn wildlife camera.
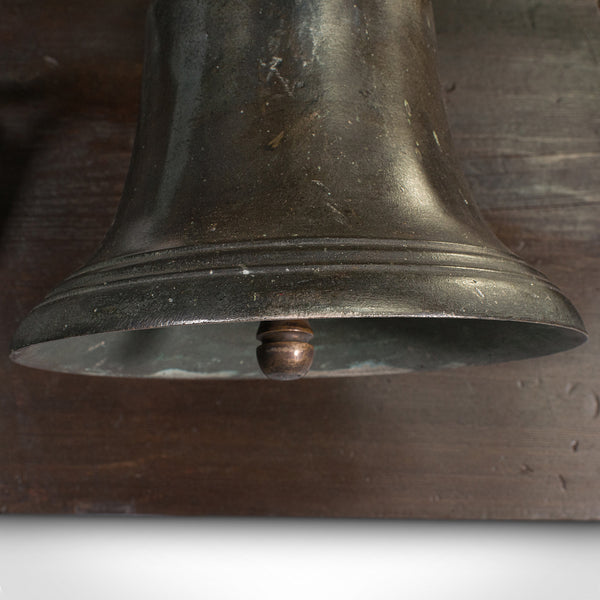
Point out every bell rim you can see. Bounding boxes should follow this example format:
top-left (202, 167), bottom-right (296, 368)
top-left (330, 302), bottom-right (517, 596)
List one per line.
top-left (11, 240), bottom-right (587, 378)
top-left (12, 239), bottom-right (586, 346)
top-left (10, 316), bottom-right (587, 379)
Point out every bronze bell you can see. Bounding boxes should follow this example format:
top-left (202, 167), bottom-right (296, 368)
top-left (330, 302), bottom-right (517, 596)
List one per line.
top-left (10, 0), bottom-right (586, 380)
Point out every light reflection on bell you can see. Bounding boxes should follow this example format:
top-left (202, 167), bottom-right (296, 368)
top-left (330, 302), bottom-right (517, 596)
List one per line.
top-left (10, 0), bottom-right (586, 379)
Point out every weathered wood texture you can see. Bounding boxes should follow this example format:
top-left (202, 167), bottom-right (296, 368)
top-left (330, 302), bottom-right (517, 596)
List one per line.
top-left (1, 0), bottom-right (599, 518)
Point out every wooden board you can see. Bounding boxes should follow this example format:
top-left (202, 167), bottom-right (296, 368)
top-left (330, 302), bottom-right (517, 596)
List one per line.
top-left (1, 0), bottom-right (599, 518)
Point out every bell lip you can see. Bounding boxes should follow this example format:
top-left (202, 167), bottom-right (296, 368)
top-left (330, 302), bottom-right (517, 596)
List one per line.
top-left (10, 237), bottom-right (587, 378)
top-left (11, 303), bottom-right (587, 357)
top-left (10, 314), bottom-right (587, 379)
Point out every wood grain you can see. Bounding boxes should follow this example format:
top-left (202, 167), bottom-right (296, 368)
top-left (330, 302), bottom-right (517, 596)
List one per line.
top-left (1, 0), bottom-right (599, 518)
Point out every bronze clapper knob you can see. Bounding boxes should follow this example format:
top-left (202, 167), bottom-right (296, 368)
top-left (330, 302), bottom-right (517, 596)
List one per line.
top-left (256, 320), bottom-right (314, 381)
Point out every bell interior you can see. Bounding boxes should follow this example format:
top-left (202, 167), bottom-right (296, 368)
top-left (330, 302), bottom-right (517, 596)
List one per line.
top-left (11, 318), bottom-right (586, 379)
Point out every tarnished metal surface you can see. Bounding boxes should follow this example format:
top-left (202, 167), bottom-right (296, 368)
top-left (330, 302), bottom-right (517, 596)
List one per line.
top-left (10, 0), bottom-right (586, 378)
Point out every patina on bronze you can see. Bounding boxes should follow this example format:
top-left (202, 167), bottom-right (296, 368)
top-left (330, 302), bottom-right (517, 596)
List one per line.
top-left (10, 0), bottom-right (586, 379)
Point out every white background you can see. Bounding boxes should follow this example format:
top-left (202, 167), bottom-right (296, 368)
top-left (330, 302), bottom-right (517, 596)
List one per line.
top-left (0, 518), bottom-right (598, 599)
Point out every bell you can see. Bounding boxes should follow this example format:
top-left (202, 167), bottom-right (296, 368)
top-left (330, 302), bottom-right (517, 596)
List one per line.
top-left (11, 0), bottom-right (586, 380)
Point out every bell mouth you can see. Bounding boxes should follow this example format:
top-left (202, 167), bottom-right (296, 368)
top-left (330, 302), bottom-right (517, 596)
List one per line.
top-left (10, 317), bottom-right (586, 379)
top-left (10, 239), bottom-right (587, 379)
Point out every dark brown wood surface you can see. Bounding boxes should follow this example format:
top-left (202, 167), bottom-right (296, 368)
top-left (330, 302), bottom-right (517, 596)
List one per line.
top-left (1, 0), bottom-right (599, 518)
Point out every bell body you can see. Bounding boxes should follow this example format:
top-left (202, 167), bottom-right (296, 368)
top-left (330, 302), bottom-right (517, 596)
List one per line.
top-left (11, 0), bottom-right (586, 377)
